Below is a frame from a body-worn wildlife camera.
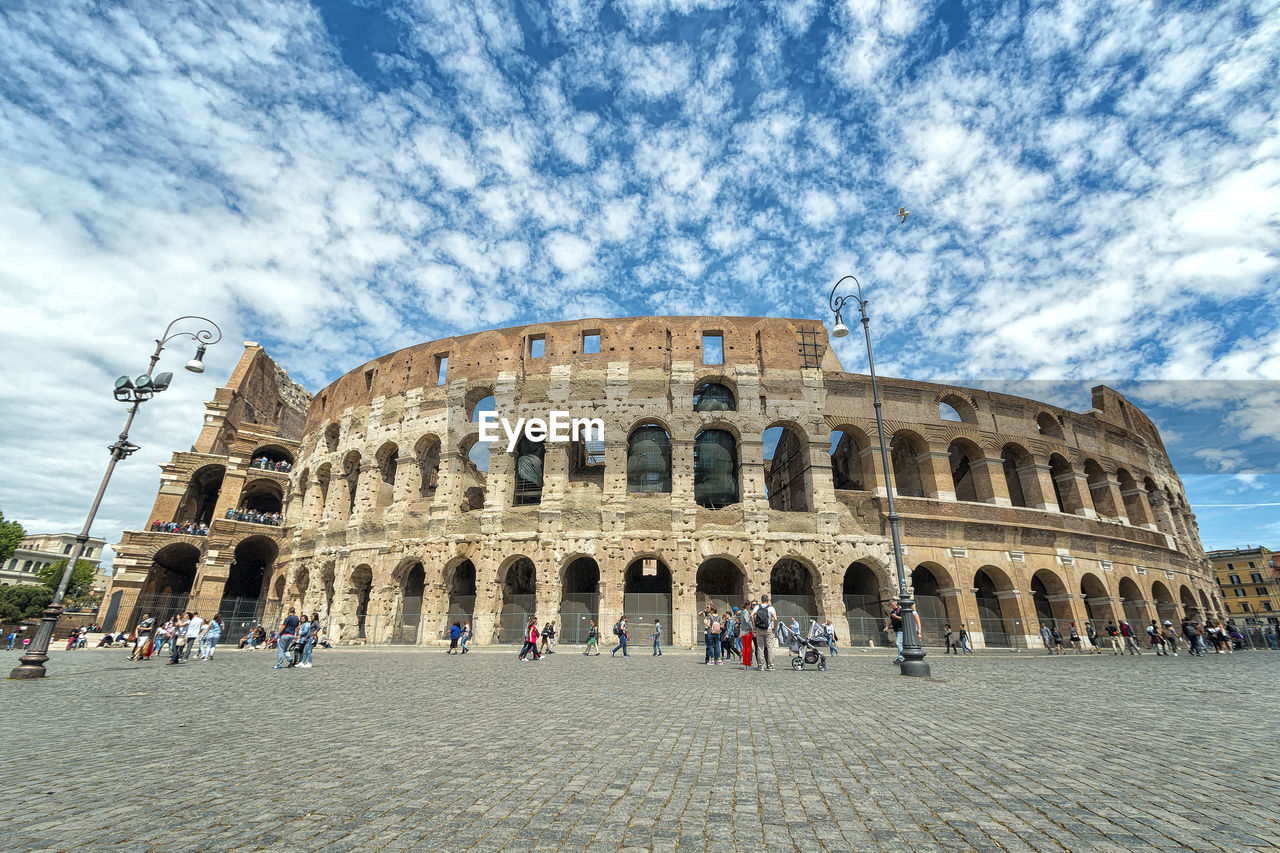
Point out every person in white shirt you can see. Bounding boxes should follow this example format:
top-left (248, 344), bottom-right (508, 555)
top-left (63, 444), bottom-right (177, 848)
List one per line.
top-left (750, 595), bottom-right (778, 671)
top-left (182, 612), bottom-right (204, 661)
top-left (822, 619), bottom-right (840, 655)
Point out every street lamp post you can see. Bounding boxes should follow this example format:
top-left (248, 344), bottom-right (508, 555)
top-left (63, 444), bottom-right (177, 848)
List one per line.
top-left (829, 275), bottom-right (931, 677)
top-left (9, 316), bottom-right (221, 680)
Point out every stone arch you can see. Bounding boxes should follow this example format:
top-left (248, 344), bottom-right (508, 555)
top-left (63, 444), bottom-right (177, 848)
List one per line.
top-left (413, 434), bottom-right (442, 498)
top-left (695, 556), bottom-right (747, 612)
top-left (444, 557), bottom-right (477, 628)
top-left (937, 392), bottom-right (977, 424)
top-left (1084, 459), bottom-right (1117, 517)
top-left (375, 441), bottom-right (399, 508)
top-left (1198, 589), bottom-right (1214, 620)
top-left (694, 428), bottom-right (740, 508)
top-left (512, 436), bottom-right (545, 506)
top-left (947, 437), bottom-right (983, 502)
top-left (1118, 576), bottom-right (1148, 626)
top-left (250, 443), bottom-right (294, 468)
top-left (974, 566), bottom-right (1017, 647)
top-left (239, 478), bottom-right (284, 515)
top-left (1030, 568), bottom-right (1073, 626)
top-left (342, 450), bottom-right (362, 518)
top-left (1179, 584), bottom-right (1199, 619)
top-left (1048, 453), bottom-right (1084, 514)
top-left (560, 556), bottom-right (600, 644)
top-left (1079, 572), bottom-right (1117, 627)
top-left (830, 424), bottom-right (874, 491)
top-left (144, 542), bottom-right (201, 598)
top-left (624, 556), bottom-right (673, 644)
top-left (349, 564), bottom-right (374, 640)
top-left (770, 556), bottom-right (819, 622)
top-left (174, 464), bottom-right (225, 525)
top-left (1001, 443), bottom-right (1036, 508)
top-left (889, 430), bottom-right (925, 498)
top-left (498, 556), bottom-right (537, 643)
top-left (1150, 579), bottom-right (1177, 625)
top-left (314, 463), bottom-right (332, 519)
top-left (693, 378), bottom-right (736, 411)
top-left (393, 560), bottom-right (425, 644)
top-left (912, 562), bottom-right (958, 634)
top-left (1116, 468), bottom-right (1148, 526)
top-left (456, 433), bottom-right (488, 511)
top-left (223, 534), bottom-right (277, 621)
top-left (763, 421), bottom-right (811, 512)
top-left (291, 566), bottom-right (311, 610)
top-left (843, 560), bottom-right (886, 645)
top-left (1036, 412), bottom-right (1064, 439)
top-left (323, 422), bottom-right (340, 452)
top-left (466, 388), bottom-right (496, 422)
top-left (627, 423), bottom-right (672, 494)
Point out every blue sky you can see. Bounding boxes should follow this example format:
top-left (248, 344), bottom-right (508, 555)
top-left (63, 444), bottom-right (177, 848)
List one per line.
top-left (0, 0), bottom-right (1277, 562)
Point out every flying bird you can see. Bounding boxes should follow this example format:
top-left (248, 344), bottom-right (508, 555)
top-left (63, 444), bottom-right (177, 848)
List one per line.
top-left (896, 207), bottom-right (909, 224)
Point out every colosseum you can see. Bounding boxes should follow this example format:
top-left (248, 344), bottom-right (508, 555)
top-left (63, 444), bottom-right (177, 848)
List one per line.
top-left (101, 316), bottom-right (1223, 650)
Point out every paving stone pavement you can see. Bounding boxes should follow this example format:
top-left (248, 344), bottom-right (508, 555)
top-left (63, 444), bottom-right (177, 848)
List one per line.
top-left (2, 644), bottom-right (1278, 852)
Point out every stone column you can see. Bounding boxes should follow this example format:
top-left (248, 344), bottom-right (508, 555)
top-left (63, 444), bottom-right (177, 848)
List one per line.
top-left (919, 450), bottom-right (953, 501)
top-left (972, 456), bottom-right (1009, 505)
top-left (1027, 463), bottom-right (1058, 511)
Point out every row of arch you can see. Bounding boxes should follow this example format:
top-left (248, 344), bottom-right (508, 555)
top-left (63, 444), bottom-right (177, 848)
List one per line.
top-left (169, 443), bottom-right (295, 527)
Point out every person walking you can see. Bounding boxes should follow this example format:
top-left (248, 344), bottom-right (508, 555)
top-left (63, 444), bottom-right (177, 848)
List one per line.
top-left (943, 624), bottom-right (958, 655)
top-left (5, 630), bottom-right (16, 651)
top-left (583, 618), bottom-right (600, 655)
top-left (459, 621), bottom-right (471, 654)
top-left (274, 607), bottom-right (299, 669)
top-left (1050, 625), bottom-right (1067, 654)
top-left (199, 614), bottom-right (222, 660)
top-left (182, 612), bottom-right (203, 661)
top-left (167, 613), bottom-right (190, 665)
top-left (1146, 620), bottom-right (1166, 655)
top-left (704, 607), bottom-right (723, 666)
top-left (751, 595), bottom-right (777, 671)
top-left (1068, 622), bottom-right (1083, 654)
top-left (822, 618), bottom-right (840, 656)
top-left (299, 613), bottom-right (320, 667)
top-left (153, 617), bottom-right (175, 659)
top-left (1119, 620), bottom-right (1140, 655)
top-left (1085, 623), bottom-right (1103, 654)
top-left (130, 613), bottom-right (155, 661)
top-left (721, 611), bottom-right (736, 660)
top-left (540, 621), bottom-right (556, 655)
top-left (958, 625), bottom-right (973, 654)
top-left (448, 622), bottom-right (461, 654)
top-left (886, 602), bottom-right (919, 666)
top-left (1161, 620), bottom-right (1179, 656)
top-left (650, 619), bottom-right (663, 656)
top-left (1105, 622), bottom-right (1123, 655)
top-left (610, 616), bottom-right (629, 657)
top-left (1181, 618), bottom-right (1201, 656)
top-left (1039, 622), bottom-right (1054, 654)
top-left (518, 618), bottom-right (540, 661)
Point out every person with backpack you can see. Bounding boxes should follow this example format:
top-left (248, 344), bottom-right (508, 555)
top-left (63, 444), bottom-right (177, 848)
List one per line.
top-left (650, 619), bottom-right (663, 656)
top-left (448, 622), bottom-right (462, 654)
top-left (1085, 623), bottom-right (1102, 654)
top-left (1160, 620), bottom-right (1179, 656)
top-left (583, 618), bottom-right (600, 655)
top-left (1145, 620), bottom-right (1166, 655)
top-left (750, 595), bottom-right (777, 671)
top-left (721, 611), bottom-right (737, 660)
top-left (1105, 622), bottom-right (1123, 655)
top-left (703, 606), bottom-right (723, 665)
top-left (610, 616), bottom-right (629, 657)
top-left (1119, 620), bottom-right (1140, 655)
top-left (1050, 625), bottom-right (1066, 654)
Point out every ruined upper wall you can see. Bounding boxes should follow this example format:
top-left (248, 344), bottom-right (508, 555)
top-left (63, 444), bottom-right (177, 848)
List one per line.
top-left (304, 316), bottom-right (835, 433)
top-left (193, 344), bottom-right (313, 454)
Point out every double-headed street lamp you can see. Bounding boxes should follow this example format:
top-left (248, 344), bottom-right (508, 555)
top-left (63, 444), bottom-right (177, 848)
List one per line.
top-left (9, 316), bottom-right (222, 680)
top-left (829, 275), bottom-right (931, 677)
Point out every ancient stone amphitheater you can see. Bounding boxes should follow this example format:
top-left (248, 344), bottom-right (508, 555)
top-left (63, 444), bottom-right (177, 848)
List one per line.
top-left (103, 317), bottom-right (1222, 649)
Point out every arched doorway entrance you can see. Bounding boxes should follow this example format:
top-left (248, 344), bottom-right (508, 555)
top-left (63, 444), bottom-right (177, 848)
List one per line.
top-left (220, 536), bottom-right (276, 638)
top-left (1151, 581), bottom-right (1177, 626)
top-left (1079, 573), bottom-right (1115, 630)
top-left (843, 561), bottom-right (885, 646)
top-left (973, 568), bottom-right (1015, 647)
top-left (695, 558), bottom-right (747, 614)
top-left (560, 557), bottom-right (600, 644)
top-left (1180, 585), bottom-right (1199, 620)
top-left (175, 465), bottom-right (224, 526)
top-left (142, 543), bottom-right (201, 621)
top-left (393, 562), bottom-right (425, 644)
top-left (445, 559), bottom-right (477, 634)
top-left (770, 558), bottom-right (818, 624)
top-left (1118, 577), bottom-right (1148, 627)
top-left (1030, 570), bottom-right (1073, 628)
top-left (499, 557), bottom-right (536, 643)
top-left (350, 565), bottom-right (373, 640)
top-left (911, 564), bottom-right (953, 640)
top-left (624, 557), bottom-right (672, 644)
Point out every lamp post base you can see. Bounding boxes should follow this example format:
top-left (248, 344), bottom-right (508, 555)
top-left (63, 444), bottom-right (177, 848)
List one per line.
top-left (8, 603), bottom-right (62, 680)
top-left (900, 657), bottom-right (931, 677)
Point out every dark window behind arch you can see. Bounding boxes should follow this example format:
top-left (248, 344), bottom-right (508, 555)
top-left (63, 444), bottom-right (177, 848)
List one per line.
top-left (627, 424), bottom-right (672, 493)
top-left (693, 382), bottom-right (735, 411)
top-left (694, 429), bottom-right (739, 508)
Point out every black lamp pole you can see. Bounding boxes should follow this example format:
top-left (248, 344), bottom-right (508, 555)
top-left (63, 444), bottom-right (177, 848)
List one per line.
top-left (9, 316), bottom-right (221, 680)
top-left (829, 275), bottom-right (930, 677)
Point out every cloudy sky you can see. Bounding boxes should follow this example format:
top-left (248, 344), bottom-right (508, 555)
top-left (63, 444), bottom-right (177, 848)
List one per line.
top-left (1, 0), bottom-right (1277, 564)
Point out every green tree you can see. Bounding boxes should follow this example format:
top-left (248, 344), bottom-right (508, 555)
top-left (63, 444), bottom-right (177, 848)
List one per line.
top-left (39, 558), bottom-right (97, 600)
top-left (0, 584), bottom-right (54, 621)
top-left (0, 508), bottom-right (25, 566)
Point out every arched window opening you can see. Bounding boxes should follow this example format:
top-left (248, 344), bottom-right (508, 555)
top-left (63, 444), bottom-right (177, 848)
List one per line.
top-left (695, 558), bottom-right (746, 613)
top-left (458, 436), bottom-right (488, 513)
top-left (1116, 468), bottom-right (1145, 524)
top-left (911, 565), bottom-right (948, 635)
top-left (174, 465), bottom-right (225, 526)
top-left (624, 558), bottom-right (672, 645)
top-left (1179, 585), bottom-right (1199, 619)
top-left (843, 562), bottom-right (885, 646)
top-left (342, 451), bottom-right (362, 517)
top-left (415, 436), bottom-right (441, 498)
top-left (446, 560), bottom-right (477, 629)
top-left (627, 424), bottom-right (672, 494)
top-left (499, 557), bottom-right (537, 643)
top-left (351, 565), bottom-right (373, 639)
top-left (393, 562), bottom-right (425, 645)
top-left (939, 401), bottom-right (962, 422)
top-left (764, 425), bottom-right (810, 511)
top-left (468, 393), bottom-right (496, 423)
top-left (376, 443), bottom-right (399, 507)
top-left (238, 479), bottom-right (284, 519)
top-left (693, 382), bottom-right (736, 412)
top-left (568, 431), bottom-right (606, 484)
top-left (948, 441), bottom-right (977, 502)
top-left (1085, 459), bottom-right (1117, 517)
top-left (889, 434), bottom-right (924, 498)
top-left (1001, 445), bottom-right (1031, 508)
top-left (513, 436), bottom-right (545, 506)
top-left (324, 423), bottom-right (340, 453)
top-left (1151, 580), bottom-right (1177, 624)
top-left (561, 557), bottom-right (601, 644)
top-left (938, 394), bottom-right (976, 423)
top-left (974, 569), bottom-right (1012, 647)
top-left (770, 558), bottom-right (817, 623)
top-left (1048, 454), bottom-right (1081, 514)
top-left (694, 429), bottom-right (739, 509)
top-left (1080, 573), bottom-right (1113, 628)
top-left (249, 445), bottom-right (294, 473)
top-left (1118, 576), bottom-right (1147, 626)
top-left (1036, 412), bottom-right (1064, 439)
top-left (830, 429), bottom-right (867, 491)
top-left (222, 536), bottom-right (276, 633)
top-left (144, 543), bottom-right (200, 600)
top-left (315, 464), bottom-right (331, 518)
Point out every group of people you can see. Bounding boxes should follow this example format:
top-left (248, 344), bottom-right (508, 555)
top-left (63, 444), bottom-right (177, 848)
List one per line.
top-left (149, 520), bottom-right (209, 535)
top-left (270, 607), bottom-right (321, 668)
top-left (4, 626), bottom-right (29, 651)
top-left (225, 507), bottom-right (283, 526)
top-left (125, 611), bottom-right (223, 663)
top-left (250, 456), bottom-right (292, 472)
top-left (1035, 617), bottom-right (1253, 657)
top-left (448, 621), bottom-right (473, 653)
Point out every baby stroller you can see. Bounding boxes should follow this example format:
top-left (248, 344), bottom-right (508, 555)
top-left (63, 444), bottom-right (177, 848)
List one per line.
top-left (780, 621), bottom-right (828, 671)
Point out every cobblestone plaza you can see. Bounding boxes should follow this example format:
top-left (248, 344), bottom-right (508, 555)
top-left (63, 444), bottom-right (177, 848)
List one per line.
top-left (3, 648), bottom-right (1277, 851)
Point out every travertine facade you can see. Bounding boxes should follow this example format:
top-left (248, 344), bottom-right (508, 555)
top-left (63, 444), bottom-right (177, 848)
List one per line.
top-left (258, 316), bottom-right (1221, 649)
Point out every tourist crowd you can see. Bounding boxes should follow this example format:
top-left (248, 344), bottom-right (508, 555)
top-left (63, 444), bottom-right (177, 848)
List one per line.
top-left (225, 507), bottom-right (283, 525)
top-left (150, 520), bottom-right (209, 535)
top-left (250, 456), bottom-right (292, 472)
top-left (1033, 616), bottom-right (1268, 656)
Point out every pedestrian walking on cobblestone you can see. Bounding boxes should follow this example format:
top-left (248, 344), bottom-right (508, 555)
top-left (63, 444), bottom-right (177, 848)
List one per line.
top-left (944, 624), bottom-right (958, 655)
top-left (1050, 625), bottom-right (1066, 654)
top-left (1040, 623), bottom-right (1054, 654)
top-left (299, 613), bottom-right (320, 666)
top-left (1085, 623), bottom-right (1102, 653)
top-left (1146, 620), bottom-right (1166, 655)
top-left (274, 608), bottom-right (299, 669)
top-left (540, 621), bottom-right (556, 655)
top-left (153, 618), bottom-right (174, 659)
top-left (721, 611), bottom-right (737, 660)
top-left (167, 613), bottom-right (191, 664)
top-left (448, 622), bottom-right (461, 654)
top-left (460, 621), bottom-right (471, 654)
top-left (584, 619), bottom-right (600, 655)
top-left (823, 618), bottom-right (839, 656)
top-left (131, 614), bottom-right (156, 661)
top-left (1106, 622), bottom-right (1123, 655)
top-left (1161, 621), bottom-right (1179, 656)
top-left (958, 625), bottom-right (973, 654)
top-left (704, 607), bottom-right (723, 665)
top-left (610, 616), bottom-right (629, 656)
top-left (650, 619), bottom-right (662, 656)
top-left (519, 618), bottom-right (540, 661)
top-left (1068, 622), bottom-right (1083, 654)
top-left (199, 615), bottom-right (222, 659)
top-left (752, 596), bottom-right (777, 670)
top-left (1119, 620), bottom-right (1140, 655)
top-left (179, 612), bottom-right (203, 662)
top-left (885, 602), bottom-right (917, 666)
